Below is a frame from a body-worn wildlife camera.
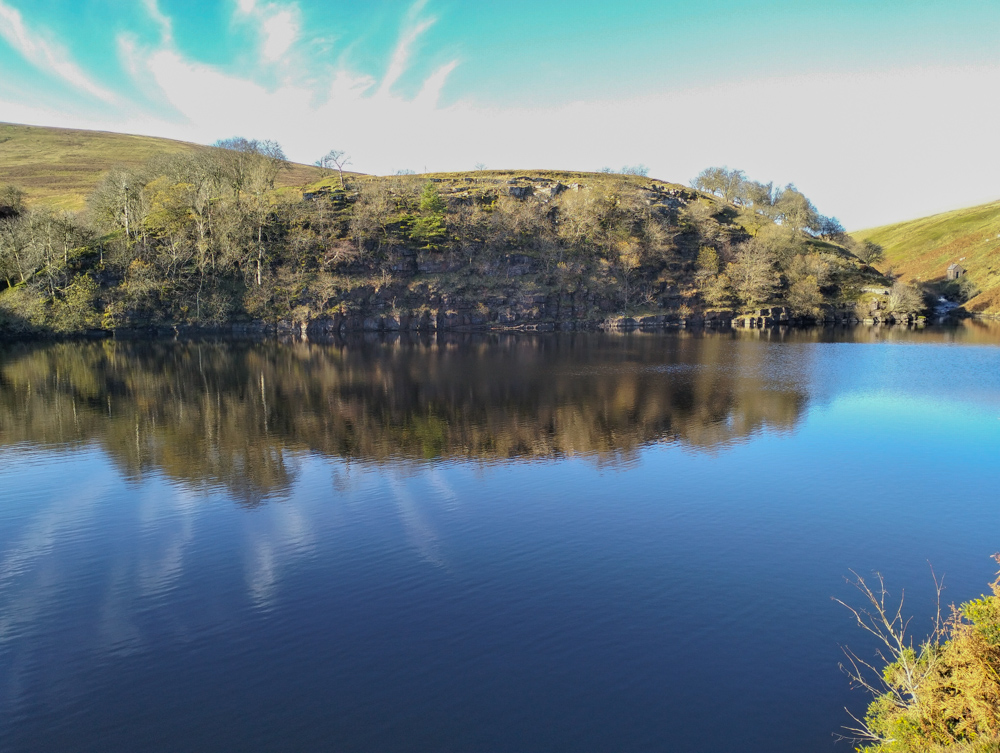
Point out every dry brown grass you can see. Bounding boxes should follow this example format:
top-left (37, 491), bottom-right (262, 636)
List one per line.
top-left (0, 122), bottom-right (326, 211)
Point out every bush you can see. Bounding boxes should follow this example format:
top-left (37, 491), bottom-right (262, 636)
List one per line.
top-left (839, 556), bottom-right (1000, 752)
top-left (887, 281), bottom-right (924, 313)
top-left (52, 274), bottom-right (101, 332)
top-left (0, 285), bottom-right (48, 333)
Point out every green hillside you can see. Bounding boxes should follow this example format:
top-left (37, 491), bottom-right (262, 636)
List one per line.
top-left (852, 201), bottom-right (1000, 315)
top-left (0, 122), bottom-right (325, 211)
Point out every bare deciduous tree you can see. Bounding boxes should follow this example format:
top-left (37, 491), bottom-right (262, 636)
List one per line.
top-left (833, 569), bottom-right (945, 747)
top-left (316, 149), bottom-right (352, 189)
top-left (692, 166), bottom-right (746, 203)
top-left (887, 280), bottom-right (924, 313)
top-left (89, 167), bottom-right (148, 240)
top-left (213, 137), bottom-right (286, 200)
top-left (727, 237), bottom-right (778, 309)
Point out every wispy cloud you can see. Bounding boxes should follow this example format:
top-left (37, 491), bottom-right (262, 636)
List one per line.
top-left (377, 15), bottom-right (436, 97)
top-left (0, 0), bottom-right (117, 103)
top-left (233, 0), bottom-right (301, 64)
top-left (414, 59), bottom-right (458, 108)
top-left (142, 0), bottom-right (173, 45)
top-left (1, 2), bottom-right (998, 228)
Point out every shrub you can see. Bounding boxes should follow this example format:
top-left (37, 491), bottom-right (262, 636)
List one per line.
top-left (839, 556), bottom-right (1000, 752)
top-left (52, 274), bottom-right (101, 332)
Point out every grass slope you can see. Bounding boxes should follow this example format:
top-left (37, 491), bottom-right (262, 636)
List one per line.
top-left (852, 201), bottom-right (1000, 314)
top-left (303, 168), bottom-right (693, 196)
top-left (0, 122), bottom-right (325, 211)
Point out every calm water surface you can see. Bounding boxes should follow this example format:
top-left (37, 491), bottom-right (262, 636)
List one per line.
top-left (1, 324), bottom-right (1000, 753)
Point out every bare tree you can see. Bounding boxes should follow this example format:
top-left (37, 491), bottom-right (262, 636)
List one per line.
top-left (88, 166), bottom-right (150, 263)
top-left (692, 166), bottom-right (746, 203)
top-left (613, 239), bottom-right (642, 312)
top-left (737, 180), bottom-right (777, 214)
top-left (817, 215), bottom-right (846, 240)
top-left (214, 137), bottom-right (276, 200)
top-left (887, 281), bottom-right (924, 313)
top-left (833, 569), bottom-right (945, 747)
top-left (210, 138), bottom-right (288, 286)
top-left (350, 179), bottom-right (396, 254)
top-left (621, 164), bottom-right (649, 177)
top-left (773, 184), bottom-right (819, 233)
top-left (727, 237), bottom-right (778, 309)
top-left (317, 149), bottom-right (352, 189)
top-left (0, 213), bottom-right (35, 285)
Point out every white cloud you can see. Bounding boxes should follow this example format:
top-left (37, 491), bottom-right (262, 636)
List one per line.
top-left (3, 1), bottom-right (999, 229)
top-left (232, 0), bottom-right (300, 64)
top-left (0, 0), bottom-right (117, 103)
top-left (260, 9), bottom-right (297, 62)
top-left (414, 59), bottom-right (458, 108)
top-left (142, 0), bottom-right (173, 45)
top-left (84, 38), bottom-right (1000, 229)
top-left (377, 16), bottom-right (435, 97)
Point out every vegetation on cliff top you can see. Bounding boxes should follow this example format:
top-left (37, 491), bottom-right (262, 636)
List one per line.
top-left (0, 128), bottom-right (904, 336)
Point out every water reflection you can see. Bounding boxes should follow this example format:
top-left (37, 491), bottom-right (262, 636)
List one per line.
top-left (0, 332), bottom-right (819, 502)
top-left (1, 325), bottom-right (999, 753)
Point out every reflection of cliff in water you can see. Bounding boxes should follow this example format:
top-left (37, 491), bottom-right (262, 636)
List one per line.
top-left (0, 333), bottom-right (811, 502)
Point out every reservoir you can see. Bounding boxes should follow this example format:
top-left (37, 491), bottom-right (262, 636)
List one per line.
top-left (1, 324), bottom-right (999, 752)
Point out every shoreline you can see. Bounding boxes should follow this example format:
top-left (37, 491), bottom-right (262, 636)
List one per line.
top-left (3, 312), bottom-right (977, 344)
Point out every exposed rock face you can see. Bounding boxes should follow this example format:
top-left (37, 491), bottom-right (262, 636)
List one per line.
top-left (536, 183), bottom-right (567, 198)
top-left (507, 185), bottom-right (533, 198)
top-left (229, 176), bottom-right (900, 340)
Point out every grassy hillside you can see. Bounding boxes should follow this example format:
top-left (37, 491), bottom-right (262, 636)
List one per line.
top-left (0, 122), bottom-right (325, 211)
top-left (852, 201), bottom-right (1000, 315)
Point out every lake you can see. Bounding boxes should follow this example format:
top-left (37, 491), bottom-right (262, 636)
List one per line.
top-left (1, 323), bottom-right (999, 753)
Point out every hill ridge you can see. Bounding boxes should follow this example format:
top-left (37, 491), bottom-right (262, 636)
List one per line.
top-left (0, 121), bottom-right (324, 211)
top-left (852, 200), bottom-right (1000, 314)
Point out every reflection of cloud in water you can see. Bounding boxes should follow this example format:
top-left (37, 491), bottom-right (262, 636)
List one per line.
top-left (98, 560), bottom-right (144, 656)
top-left (0, 457), bottom-right (327, 709)
top-left (244, 500), bottom-right (318, 610)
top-left (390, 475), bottom-right (447, 569)
top-left (0, 477), bottom-right (109, 706)
top-left (427, 468), bottom-right (460, 512)
top-left (0, 333), bottom-right (829, 656)
top-left (0, 479), bottom-right (107, 643)
top-left (137, 486), bottom-right (199, 600)
top-left (247, 538), bottom-right (278, 610)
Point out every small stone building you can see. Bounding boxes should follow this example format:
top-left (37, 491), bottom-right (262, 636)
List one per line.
top-left (947, 263), bottom-right (966, 280)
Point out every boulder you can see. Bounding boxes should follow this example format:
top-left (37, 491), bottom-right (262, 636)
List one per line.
top-left (305, 315), bottom-right (342, 337)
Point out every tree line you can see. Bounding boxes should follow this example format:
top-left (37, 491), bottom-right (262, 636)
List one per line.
top-left (0, 144), bottom-right (914, 336)
top-left (692, 165), bottom-right (845, 236)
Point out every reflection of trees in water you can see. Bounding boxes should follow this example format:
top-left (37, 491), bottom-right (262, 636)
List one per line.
top-left (0, 333), bottom-right (811, 501)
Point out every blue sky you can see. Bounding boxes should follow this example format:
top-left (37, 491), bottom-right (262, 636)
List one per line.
top-left (1, 0), bottom-right (999, 228)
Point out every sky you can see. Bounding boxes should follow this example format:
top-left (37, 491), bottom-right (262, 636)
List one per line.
top-left (0, 0), bottom-right (999, 229)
